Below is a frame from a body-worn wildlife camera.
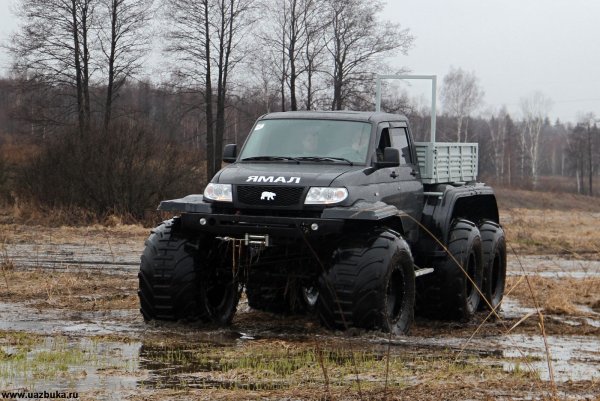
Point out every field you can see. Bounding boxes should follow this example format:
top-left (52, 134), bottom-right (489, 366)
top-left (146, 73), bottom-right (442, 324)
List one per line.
top-left (0, 188), bottom-right (598, 400)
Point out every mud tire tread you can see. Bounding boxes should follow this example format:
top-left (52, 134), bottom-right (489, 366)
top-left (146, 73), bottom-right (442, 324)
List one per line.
top-left (317, 229), bottom-right (415, 334)
top-left (418, 219), bottom-right (483, 321)
top-left (138, 218), bottom-right (205, 322)
top-left (478, 220), bottom-right (507, 311)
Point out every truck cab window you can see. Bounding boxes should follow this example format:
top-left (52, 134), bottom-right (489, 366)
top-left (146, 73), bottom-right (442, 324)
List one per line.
top-left (377, 128), bottom-right (391, 161)
top-left (390, 127), bottom-right (412, 164)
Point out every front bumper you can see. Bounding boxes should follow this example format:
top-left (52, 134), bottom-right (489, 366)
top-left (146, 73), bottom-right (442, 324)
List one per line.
top-left (180, 212), bottom-right (345, 238)
top-left (159, 194), bottom-right (400, 240)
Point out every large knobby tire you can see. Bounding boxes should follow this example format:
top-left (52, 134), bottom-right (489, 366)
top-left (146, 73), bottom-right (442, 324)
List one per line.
top-left (138, 218), bottom-right (205, 322)
top-left (478, 220), bottom-right (507, 311)
top-left (317, 229), bottom-right (416, 335)
top-left (419, 219), bottom-right (483, 321)
top-left (198, 240), bottom-right (240, 325)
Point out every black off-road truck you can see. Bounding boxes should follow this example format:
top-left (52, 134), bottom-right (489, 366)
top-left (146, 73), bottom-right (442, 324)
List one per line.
top-left (139, 111), bottom-right (506, 334)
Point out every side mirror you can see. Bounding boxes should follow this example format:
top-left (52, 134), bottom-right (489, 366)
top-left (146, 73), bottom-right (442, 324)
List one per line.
top-left (375, 147), bottom-right (400, 169)
top-left (223, 144), bottom-right (237, 163)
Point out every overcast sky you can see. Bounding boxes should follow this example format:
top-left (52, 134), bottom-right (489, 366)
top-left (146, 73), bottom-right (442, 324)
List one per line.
top-left (1, 0), bottom-right (599, 124)
top-left (383, 0), bottom-right (600, 124)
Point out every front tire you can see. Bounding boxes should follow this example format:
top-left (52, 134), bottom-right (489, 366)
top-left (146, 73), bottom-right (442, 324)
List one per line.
top-left (317, 229), bottom-right (415, 334)
top-left (138, 219), bottom-right (206, 322)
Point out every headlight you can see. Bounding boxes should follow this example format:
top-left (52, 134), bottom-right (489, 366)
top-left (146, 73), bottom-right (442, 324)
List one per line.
top-left (305, 187), bottom-right (348, 205)
top-left (203, 183), bottom-right (233, 202)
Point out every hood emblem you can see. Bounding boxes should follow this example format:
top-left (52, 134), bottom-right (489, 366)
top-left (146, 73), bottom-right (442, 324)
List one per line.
top-left (261, 191), bottom-right (276, 201)
top-left (247, 176), bottom-right (301, 184)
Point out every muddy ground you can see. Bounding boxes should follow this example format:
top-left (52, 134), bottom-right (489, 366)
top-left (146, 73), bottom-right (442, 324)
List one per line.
top-left (0, 206), bottom-right (599, 401)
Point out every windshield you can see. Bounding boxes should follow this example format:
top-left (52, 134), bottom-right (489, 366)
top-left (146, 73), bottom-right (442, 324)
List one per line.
top-left (239, 119), bottom-right (372, 164)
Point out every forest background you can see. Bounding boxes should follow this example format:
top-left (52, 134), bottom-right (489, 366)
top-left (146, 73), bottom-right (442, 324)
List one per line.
top-left (0, 0), bottom-right (597, 224)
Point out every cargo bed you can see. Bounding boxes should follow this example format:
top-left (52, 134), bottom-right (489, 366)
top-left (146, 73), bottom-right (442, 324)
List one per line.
top-left (415, 142), bottom-right (478, 184)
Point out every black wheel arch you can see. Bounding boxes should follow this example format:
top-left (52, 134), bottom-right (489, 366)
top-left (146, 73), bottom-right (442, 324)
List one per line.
top-left (416, 184), bottom-right (499, 262)
top-left (322, 201), bottom-right (409, 242)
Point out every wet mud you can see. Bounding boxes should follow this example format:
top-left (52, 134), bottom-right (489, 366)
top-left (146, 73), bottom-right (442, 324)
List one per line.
top-left (0, 228), bottom-right (599, 400)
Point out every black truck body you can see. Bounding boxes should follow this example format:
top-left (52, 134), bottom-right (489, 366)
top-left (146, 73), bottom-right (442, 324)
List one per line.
top-left (140, 111), bottom-right (506, 334)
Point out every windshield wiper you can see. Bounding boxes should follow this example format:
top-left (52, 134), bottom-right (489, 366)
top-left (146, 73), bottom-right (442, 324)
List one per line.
top-left (294, 156), bottom-right (354, 165)
top-left (241, 156), bottom-right (298, 162)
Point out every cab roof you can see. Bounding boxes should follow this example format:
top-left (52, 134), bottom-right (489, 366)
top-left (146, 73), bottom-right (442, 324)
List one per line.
top-left (260, 110), bottom-right (409, 124)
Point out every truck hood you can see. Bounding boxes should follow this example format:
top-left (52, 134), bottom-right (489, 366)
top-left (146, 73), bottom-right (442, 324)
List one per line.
top-left (215, 162), bottom-right (360, 187)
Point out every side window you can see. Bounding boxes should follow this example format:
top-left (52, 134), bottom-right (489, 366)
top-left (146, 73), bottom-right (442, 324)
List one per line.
top-left (389, 127), bottom-right (412, 164)
top-left (376, 128), bottom-right (391, 161)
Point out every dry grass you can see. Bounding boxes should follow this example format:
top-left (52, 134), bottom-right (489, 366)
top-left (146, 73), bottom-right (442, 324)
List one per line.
top-left (0, 269), bottom-right (138, 311)
top-left (502, 208), bottom-right (600, 257)
top-left (0, 140), bottom-right (41, 166)
top-left (507, 275), bottom-right (600, 316)
top-left (0, 221), bottom-right (147, 245)
top-left (3, 198), bottom-right (163, 228)
top-left (125, 376), bottom-right (593, 401)
top-left (494, 186), bottom-right (600, 212)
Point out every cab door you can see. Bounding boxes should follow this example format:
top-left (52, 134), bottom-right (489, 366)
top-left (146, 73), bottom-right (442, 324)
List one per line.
top-left (373, 121), bottom-right (423, 243)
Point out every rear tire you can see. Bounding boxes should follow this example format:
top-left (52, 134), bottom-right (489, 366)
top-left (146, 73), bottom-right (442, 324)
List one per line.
top-left (419, 219), bottom-right (483, 321)
top-left (478, 221), bottom-right (507, 311)
top-left (317, 229), bottom-right (415, 334)
top-left (138, 219), bottom-right (206, 322)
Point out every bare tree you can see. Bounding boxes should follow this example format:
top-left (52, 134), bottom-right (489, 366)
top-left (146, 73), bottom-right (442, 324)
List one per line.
top-left (10, 0), bottom-right (96, 136)
top-left (520, 91), bottom-right (553, 188)
top-left (284, 0), bottom-right (302, 111)
top-left (568, 113), bottom-right (599, 196)
top-left (565, 123), bottom-right (587, 194)
top-left (587, 120), bottom-right (598, 196)
top-left (300, 0), bottom-right (327, 110)
top-left (582, 115), bottom-right (599, 197)
top-left (440, 67), bottom-right (484, 142)
top-left (165, 0), bottom-right (253, 180)
top-left (246, 57), bottom-right (278, 113)
top-left (325, 0), bottom-right (414, 110)
top-left (99, 0), bottom-right (154, 129)
top-left (256, 0), bottom-right (320, 111)
top-left (485, 106), bottom-right (510, 183)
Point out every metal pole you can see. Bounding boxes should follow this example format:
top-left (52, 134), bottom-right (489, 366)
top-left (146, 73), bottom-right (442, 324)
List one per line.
top-left (375, 78), bottom-right (382, 112)
top-left (375, 74), bottom-right (437, 143)
top-left (431, 75), bottom-right (437, 142)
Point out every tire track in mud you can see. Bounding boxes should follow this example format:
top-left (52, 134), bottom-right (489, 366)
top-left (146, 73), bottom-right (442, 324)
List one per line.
top-left (4, 240), bottom-right (599, 278)
top-left (3, 243), bottom-right (142, 274)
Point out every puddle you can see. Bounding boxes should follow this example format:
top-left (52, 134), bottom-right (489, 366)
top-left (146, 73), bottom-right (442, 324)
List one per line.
top-left (507, 255), bottom-right (600, 278)
top-left (2, 294), bottom-right (599, 387)
top-left (0, 303), bottom-right (598, 399)
top-left (500, 335), bottom-right (600, 382)
top-left (365, 331), bottom-right (600, 383)
top-left (500, 297), bottom-right (537, 320)
top-left (0, 335), bottom-right (142, 399)
top-left (0, 302), bottom-right (143, 336)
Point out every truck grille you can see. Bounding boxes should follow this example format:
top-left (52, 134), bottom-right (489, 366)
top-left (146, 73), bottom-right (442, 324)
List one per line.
top-left (236, 186), bottom-right (305, 207)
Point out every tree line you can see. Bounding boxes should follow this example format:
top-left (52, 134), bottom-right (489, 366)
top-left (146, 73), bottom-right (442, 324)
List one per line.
top-left (0, 0), bottom-right (597, 221)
